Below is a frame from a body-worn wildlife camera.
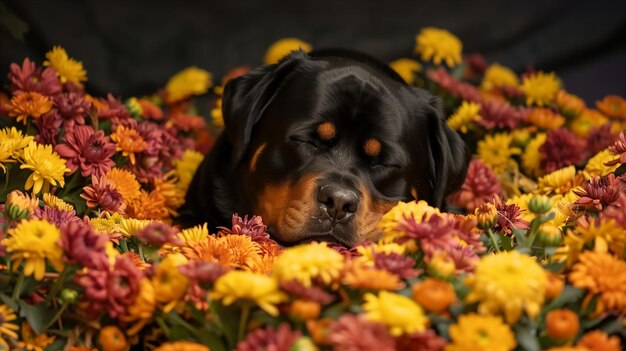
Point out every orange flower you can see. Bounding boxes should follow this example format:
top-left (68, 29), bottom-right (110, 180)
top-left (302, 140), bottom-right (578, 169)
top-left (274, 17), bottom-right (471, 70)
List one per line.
top-left (153, 171), bottom-right (185, 216)
top-left (7, 92), bottom-right (53, 124)
top-left (527, 108), bottom-right (566, 129)
top-left (555, 91), bottom-right (585, 117)
top-left (138, 99), bottom-right (164, 120)
top-left (412, 278), bottom-right (456, 314)
top-left (545, 271), bottom-right (565, 300)
top-left (181, 236), bottom-right (233, 266)
top-left (110, 125), bottom-right (146, 165)
top-left (290, 299), bottom-right (321, 320)
top-left (126, 190), bottom-right (168, 220)
top-left (105, 168), bottom-right (141, 205)
top-left (596, 95), bottom-right (626, 119)
top-left (167, 112), bottom-right (206, 131)
top-left (219, 234), bottom-right (262, 271)
top-left (545, 309), bottom-right (579, 341)
top-left (154, 342), bottom-right (210, 351)
top-left (342, 263), bottom-right (405, 291)
top-left (577, 330), bottom-right (622, 351)
top-left (568, 251), bottom-right (626, 315)
top-left (97, 326), bottom-right (129, 351)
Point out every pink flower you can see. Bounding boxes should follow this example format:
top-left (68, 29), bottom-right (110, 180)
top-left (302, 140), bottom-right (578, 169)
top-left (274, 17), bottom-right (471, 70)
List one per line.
top-left (427, 67), bottom-right (482, 102)
top-left (8, 58), bottom-right (61, 96)
top-left (328, 314), bottom-right (395, 351)
top-left (279, 280), bottom-right (334, 305)
top-left (136, 222), bottom-right (181, 247)
top-left (540, 128), bottom-right (586, 173)
top-left (81, 176), bottom-right (125, 214)
top-left (33, 206), bottom-right (81, 227)
top-left (53, 92), bottom-right (91, 131)
top-left (55, 125), bottom-right (116, 178)
top-left (373, 252), bottom-right (421, 279)
top-left (587, 123), bottom-right (619, 155)
top-left (478, 99), bottom-right (521, 129)
top-left (218, 214), bottom-right (271, 243)
top-left (397, 213), bottom-right (459, 257)
top-left (235, 323), bottom-right (302, 351)
top-left (59, 221), bottom-right (108, 269)
top-left (447, 159), bottom-right (501, 212)
top-left (605, 131), bottom-right (626, 166)
top-left (574, 174), bottom-right (621, 212)
top-left (492, 195), bottom-right (530, 235)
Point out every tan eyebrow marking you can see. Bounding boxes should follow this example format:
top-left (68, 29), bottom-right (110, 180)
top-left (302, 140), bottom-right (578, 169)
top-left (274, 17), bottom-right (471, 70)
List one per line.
top-left (410, 187), bottom-right (418, 200)
top-left (249, 143), bottom-right (268, 172)
top-left (317, 122), bottom-right (336, 140)
top-left (364, 138), bottom-right (382, 157)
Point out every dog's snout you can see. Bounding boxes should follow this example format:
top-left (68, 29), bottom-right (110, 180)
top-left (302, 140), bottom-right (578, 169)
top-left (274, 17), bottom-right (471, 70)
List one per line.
top-left (317, 185), bottom-right (358, 222)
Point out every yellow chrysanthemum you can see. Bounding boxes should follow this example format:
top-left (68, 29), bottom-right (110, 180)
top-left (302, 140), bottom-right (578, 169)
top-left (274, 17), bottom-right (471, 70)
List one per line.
top-left (42, 193), bottom-right (74, 212)
top-left (211, 96), bottom-right (224, 128)
top-left (362, 291), bottom-right (428, 336)
top-left (19, 141), bottom-right (70, 195)
top-left (89, 212), bottom-right (125, 236)
top-left (2, 219), bottom-right (64, 281)
top-left (481, 63), bottom-right (519, 91)
top-left (0, 142), bottom-right (12, 173)
top-left (118, 218), bottom-right (153, 238)
top-left (272, 242), bottom-right (344, 287)
top-left (465, 250), bottom-right (547, 323)
top-left (389, 58), bottom-right (422, 85)
top-left (165, 66), bottom-right (213, 103)
top-left (0, 126), bottom-right (34, 159)
top-left (379, 200), bottom-right (441, 249)
top-left (152, 253), bottom-right (189, 313)
top-left (211, 270), bottom-right (287, 316)
top-left (447, 101), bottom-right (482, 133)
top-left (536, 166), bottom-right (578, 196)
top-left (415, 27), bottom-right (463, 67)
top-left (477, 133), bottom-right (521, 174)
top-left (0, 305), bottom-right (19, 339)
top-left (569, 109), bottom-right (609, 138)
top-left (125, 278), bottom-right (157, 336)
top-left (522, 133), bottom-right (547, 178)
top-left (105, 168), bottom-right (141, 204)
top-left (43, 46), bottom-right (87, 85)
top-left (179, 223), bottom-right (209, 245)
top-left (583, 149), bottom-right (620, 178)
top-left (7, 92), bottom-right (53, 124)
top-left (521, 71), bottom-right (561, 106)
top-left (569, 251), bottom-right (626, 315)
top-left (173, 149), bottom-right (204, 193)
top-left (110, 125), bottom-right (146, 165)
top-left (445, 313), bottom-right (516, 351)
top-left (264, 38), bottom-right (312, 64)
top-left (154, 341), bottom-right (210, 351)
top-left (355, 241), bottom-right (406, 266)
top-left (527, 108), bottom-right (566, 129)
top-left (576, 217), bottom-right (625, 258)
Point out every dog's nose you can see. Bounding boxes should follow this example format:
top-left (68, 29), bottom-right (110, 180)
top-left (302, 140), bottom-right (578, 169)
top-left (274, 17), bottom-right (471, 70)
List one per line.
top-left (317, 185), bottom-right (359, 222)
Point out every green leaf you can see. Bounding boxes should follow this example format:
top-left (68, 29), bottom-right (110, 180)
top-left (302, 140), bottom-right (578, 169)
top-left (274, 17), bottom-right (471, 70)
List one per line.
top-left (169, 325), bottom-right (193, 340)
top-left (44, 338), bottom-right (65, 351)
top-left (514, 324), bottom-right (540, 351)
top-left (543, 286), bottom-right (584, 311)
top-left (18, 301), bottom-right (54, 334)
top-left (209, 301), bottom-right (239, 349)
top-left (0, 293), bottom-right (18, 311)
top-left (321, 302), bottom-right (350, 319)
top-left (614, 162), bottom-right (626, 176)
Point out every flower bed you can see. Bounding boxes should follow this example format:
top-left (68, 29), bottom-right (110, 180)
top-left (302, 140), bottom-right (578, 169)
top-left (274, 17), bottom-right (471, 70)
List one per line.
top-left (0, 28), bottom-right (625, 351)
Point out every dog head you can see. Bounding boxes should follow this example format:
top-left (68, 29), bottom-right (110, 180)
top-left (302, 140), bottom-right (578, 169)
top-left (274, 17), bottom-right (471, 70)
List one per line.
top-left (220, 50), bottom-right (469, 247)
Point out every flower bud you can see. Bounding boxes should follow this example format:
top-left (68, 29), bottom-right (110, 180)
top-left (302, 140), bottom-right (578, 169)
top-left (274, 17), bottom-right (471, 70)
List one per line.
top-left (290, 336), bottom-right (319, 351)
top-left (60, 288), bottom-right (79, 304)
top-left (545, 309), bottom-right (579, 344)
top-left (125, 97), bottom-right (143, 118)
top-left (538, 224), bottom-right (563, 247)
top-left (5, 190), bottom-right (38, 220)
top-left (545, 271), bottom-right (565, 300)
top-left (529, 195), bottom-right (552, 214)
top-left (290, 299), bottom-right (321, 321)
top-left (412, 278), bottom-right (456, 314)
top-left (427, 251), bottom-right (456, 279)
top-left (475, 202), bottom-right (498, 230)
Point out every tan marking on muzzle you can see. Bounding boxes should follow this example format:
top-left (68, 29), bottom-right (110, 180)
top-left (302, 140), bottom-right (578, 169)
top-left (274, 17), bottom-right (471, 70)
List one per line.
top-left (355, 184), bottom-right (399, 243)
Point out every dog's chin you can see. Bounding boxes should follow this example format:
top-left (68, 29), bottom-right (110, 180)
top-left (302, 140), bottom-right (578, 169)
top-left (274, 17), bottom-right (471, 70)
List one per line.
top-left (270, 226), bottom-right (358, 248)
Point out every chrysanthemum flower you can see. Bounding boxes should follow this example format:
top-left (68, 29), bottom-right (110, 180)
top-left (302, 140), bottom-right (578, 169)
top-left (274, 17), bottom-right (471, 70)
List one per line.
top-left (536, 166), bottom-right (580, 196)
top-left (569, 251), bottom-right (626, 315)
top-left (181, 235), bottom-right (232, 266)
top-left (427, 68), bottom-right (482, 102)
top-left (177, 223), bottom-right (209, 245)
top-left (585, 123), bottom-right (619, 155)
top-left (54, 125), bottom-right (115, 178)
top-left (596, 95), bottom-right (626, 119)
top-left (7, 91), bottom-right (53, 124)
top-left (583, 149), bottom-right (619, 178)
top-left (389, 58), bottom-right (422, 85)
top-left (91, 93), bottom-right (135, 127)
top-left (3, 219), bottom-right (64, 280)
top-left (465, 250), bottom-right (547, 323)
top-left (219, 234), bottom-right (263, 271)
top-left (527, 108), bottom-right (566, 129)
top-left (491, 195), bottom-right (530, 235)
top-left (235, 323), bottom-right (301, 351)
top-left (445, 314), bottom-right (516, 351)
top-left (173, 149), bottom-right (204, 193)
top-left (212, 270), bottom-right (287, 316)
top-left (218, 214), bottom-right (272, 243)
top-left (110, 125), bottom-right (147, 165)
top-left (124, 278), bottom-right (157, 336)
top-left (53, 92), bottom-right (91, 131)
top-left (481, 63), bottom-right (518, 90)
top-left (5, 190), bottom-right (39, 220)
top-left (379, 200), bottom-right (441, 245)
top-left (521, 132), bottom-right (547, 177)
top-left (362, 291), bottom-right (428, 336)
top-left (540, 128), bottom-right (586, 173)
top-left (9, 57), bottom-right (61, 95)
top-left (43, 46), bottom-right (87, 85)
top-left (396, 213), bottom-right (462, 259)
top-left (81, 176), bottom-right (125, 214)
top-left (279, 280), bottom-right (334, 305)
top-left (477, 132), bottom-right (521, 174)
top-left (447, 101), bottom-right (481, 133)
top-left (60, 221), bottom-right (108, 269)
top-left (105, 168), bottom-right (141, 205)
top-left (327, 314), bottom-right (395, 351)
top-left (605, 131), bottom-right (626, 166)
top-left (152, 253), bottom-right (189, 313)
top-left (272, 242), bottom-right (344, 287)
top-left (0, 126), bottom-right (34, 160)
top-left (574, 174), bottom-right (620, 212)
top-left (20, 141), bottom-right (69, 194)
top-left (545, 308), bottom-right (579, 342)
top-left (415, 27), bottom-right (462, 67)
top-left (479, 99), bottom-right (524, 130)
top-left (555, 90), bottom-right (585, 117)
top-left (126, 189), bottom-right (168, 220)
top-left (412, 278), bottom-right (456, 314)
top-left (396, 329), bottom-right (448, 351)
top-left (168, 112), bottom-right (206, 132)
top-left (165, 66), bottom-right (213, 103)
top-left (0, 143), bottom-right (12, 173)
top-left (136, 221), bottom-right (181, 247)
top-left (152, 171), bottom-right (185, 216)
top-left (521, 71), bottom-right (560, 106)
top-left (154, 342), bottom-right (209, 351)
top-left (577, 330), bottom-right (622, 351)
top-left (342, 262), bottom-right (405, 291)
top-left (42, 193), bottom-right (73, 212)
top-left (34, 206), bottom-right (80, 228)
top-left (447, 159), bottom-right (501, 212)
top-left (17, 322), bottom-right (56, 351)
top-left (373, 252), bottom-right (420, 279)
top-left (137, 98), bottom-right (163, 120)
top-left (0, 304), bottom-right (19, 340)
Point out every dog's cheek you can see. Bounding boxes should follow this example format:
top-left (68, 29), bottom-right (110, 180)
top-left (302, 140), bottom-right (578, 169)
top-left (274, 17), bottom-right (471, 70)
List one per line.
top-left (355, 186), bottom-right (398, 243)
top-left (254, 174), bottom-right (319, 242)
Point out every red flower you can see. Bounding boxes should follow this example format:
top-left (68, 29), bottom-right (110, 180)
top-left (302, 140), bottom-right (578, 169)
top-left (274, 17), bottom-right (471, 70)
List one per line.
top-left (218, 214), bottom-right (272, 243)
top-left (427, 67), bottom-right (483, 102)
top-left (492, 195), bottom-right (530, 235)
top-left (605, 131), bottom-right (626, 166)
top-left (447, 159), bottom-right (501, 212)
top-left (59, 221), bottom-right (109, 269)
top-left (574, 174), bottom-right (621, 212)
top-left (53, 92), bottom-right (91, 131)
top-left (279, 280), bottom-right (334, 305)
top-left (75, 255), bottom-right (142, 319)
top-left (373, 252), bottom-right (421, 279)
top-left (397, 214), bottom-right (459, 257)
top-left (540, 128), bottom-right (586, 173)
top-left (34, 111), bottom-right (61, 145)
top-left (96, 94), bottom-right (136, 127)
top-left (8, 58), bottom-right (61, 96)
top-left (327, 314), bottom-right (395, 351)
top-left (478, 99), bottom-right (521, 129)
top-left (179, 261), bottom-right (230, 284)
top-left (136, 222), bottom-right (181, 247)
top-left (396, 330), bottom-right (447, 351)
top-left (33, 206), bottom-right (81, 228)
top-left (235, 323), bottom-right (302, 351)
top-left (81, 176), bottom-right (125, 214)
top-left (586, 123), bottom-right (619, 155)
top-left (55, 125), bottom-right (116, 178)
top-left (605, 193), bottom-right (626, 228)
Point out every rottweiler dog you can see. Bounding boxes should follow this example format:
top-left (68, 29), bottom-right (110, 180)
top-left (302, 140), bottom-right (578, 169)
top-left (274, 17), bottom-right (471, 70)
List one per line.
top-left (177, 49), bottom-right (469, 247)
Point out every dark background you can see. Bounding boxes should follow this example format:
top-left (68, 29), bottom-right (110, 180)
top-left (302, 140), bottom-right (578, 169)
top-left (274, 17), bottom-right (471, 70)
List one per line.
top-left (1, 0), bottom-right (625, 104)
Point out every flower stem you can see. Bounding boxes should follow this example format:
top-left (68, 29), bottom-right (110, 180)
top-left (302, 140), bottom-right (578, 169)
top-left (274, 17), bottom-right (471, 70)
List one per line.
top-left (46, 267), bottom-right (69, 304)
top-left (487, 228), bottom-right (501, 253)
top-left (238, 303), bottom-right (251, 342)
top-left (526, 217), bottom-right (542, 248)
top-left (44, 302), bottom-right (68, 331)
top-left (12, 270), bottom-right (25, 301)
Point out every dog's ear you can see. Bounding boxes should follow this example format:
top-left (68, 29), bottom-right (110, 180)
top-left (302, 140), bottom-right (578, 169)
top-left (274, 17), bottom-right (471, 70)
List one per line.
top-left (222, 51), bottom-right (304, 166)
top-left (424, 96), bottom-right (470, 207)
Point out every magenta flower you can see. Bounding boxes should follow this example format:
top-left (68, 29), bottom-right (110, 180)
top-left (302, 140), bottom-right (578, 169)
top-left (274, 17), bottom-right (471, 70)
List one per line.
top-left (55, 125), bottom-right (116, 178)
top-left (96, 94), bottom-right (136, 127)
top-left (33, 206), bottom-right (81, 227)
top-left (328, 314), bottom-right (395, 351)
top-left (605, 131), bottom-right (626, 166)
top-left (540, 128), bottom-right (586, 173)
top-left (373, 252), bottom-right (421, 279)
top-left (218, 214), bottom-right (271, 243)
top-left (492, 195), bottom-right (530, 235)
top-left (478, 99), bottom-right (521, 129)
top-left (397, 213), bottom-right (460, 257)
top-left (396, 329), bottom-right (448, 351)
top-left (81, 176), bottom-right (125, 214)
top-left (59, 221), bottom-right (108, 269)
top-left (574, 173), bottom-right (621, 211)
top-left (447, 159), bottom-right (501, 212)
top-left (427, 67), bottom-right (483, 102)
top-left (235, 323), bottom-right (302, 351)
top-left (52, 92), bottom-right (91, 131)
top-left (8, 58), bottom-right (61, 96)
top-left (279, 280), bottom-right (334, 305)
